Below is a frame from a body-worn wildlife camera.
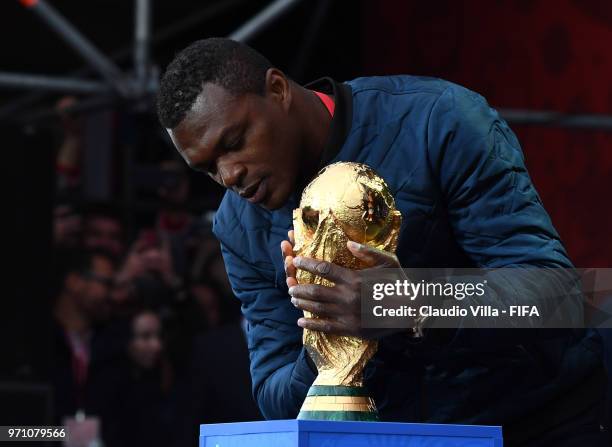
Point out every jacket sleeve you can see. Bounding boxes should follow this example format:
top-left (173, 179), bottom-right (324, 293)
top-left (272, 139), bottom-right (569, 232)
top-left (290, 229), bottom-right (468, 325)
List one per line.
top-left (422, 85), bottom-right (582, 345)
top-left (218, 236), bottom-right (317, 419)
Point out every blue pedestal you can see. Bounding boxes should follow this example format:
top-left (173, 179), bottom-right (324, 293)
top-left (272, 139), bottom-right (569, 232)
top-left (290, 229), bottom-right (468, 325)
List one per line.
top-left (200, 419), bottom-right (503, 446)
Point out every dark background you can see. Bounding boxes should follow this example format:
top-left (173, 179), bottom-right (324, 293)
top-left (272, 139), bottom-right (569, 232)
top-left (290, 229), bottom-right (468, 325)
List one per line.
top-left (360, 0), bottom-right (612, 268)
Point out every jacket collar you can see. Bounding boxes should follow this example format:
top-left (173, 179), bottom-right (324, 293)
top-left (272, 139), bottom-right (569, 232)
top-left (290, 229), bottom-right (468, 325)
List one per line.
top-left (303, 77), bottom-right (353, 172)
top-left (283, 78), bottom-right (353, 207)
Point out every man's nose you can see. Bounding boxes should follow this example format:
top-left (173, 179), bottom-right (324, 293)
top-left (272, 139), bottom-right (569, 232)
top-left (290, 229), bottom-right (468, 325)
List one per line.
top-left (217, 161), bottom-right (246, 188)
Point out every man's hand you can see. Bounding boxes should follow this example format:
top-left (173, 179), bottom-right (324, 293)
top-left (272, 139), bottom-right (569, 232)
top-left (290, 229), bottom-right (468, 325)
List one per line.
top-left (281, 233), bottom-right (403, 338)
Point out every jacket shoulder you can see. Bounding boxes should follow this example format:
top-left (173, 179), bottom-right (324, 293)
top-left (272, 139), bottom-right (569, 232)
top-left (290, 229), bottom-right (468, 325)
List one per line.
top-left (212, 191), bottom-right (268, 240)
top-left (346, 75), bottom-right (489, 114)
top-left (346, 75), bottom-right (452, 96)
top-left (212, 190), bottom-right (241, 243)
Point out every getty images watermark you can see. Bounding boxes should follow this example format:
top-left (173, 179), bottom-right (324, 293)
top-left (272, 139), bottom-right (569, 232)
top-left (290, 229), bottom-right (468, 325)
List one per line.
top-left (360, 268), bottom-right (612, 329)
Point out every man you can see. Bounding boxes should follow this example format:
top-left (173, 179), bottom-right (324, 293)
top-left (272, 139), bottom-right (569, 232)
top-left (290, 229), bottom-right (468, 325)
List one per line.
top-left (82, 203), bottom-right (125, 259)
top-left (157, 38), bottom-right (606, 445)
top-left (52, 249), bottom-right (117, 421)
top-left (93, 307), bottom-right (177, 447)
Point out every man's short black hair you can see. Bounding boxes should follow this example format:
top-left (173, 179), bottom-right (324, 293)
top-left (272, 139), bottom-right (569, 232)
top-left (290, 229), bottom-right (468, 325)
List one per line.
top-left (157, 37), bottom-right (273, 129)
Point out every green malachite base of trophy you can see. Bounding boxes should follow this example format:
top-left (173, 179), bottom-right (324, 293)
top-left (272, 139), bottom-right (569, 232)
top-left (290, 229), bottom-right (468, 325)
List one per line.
top-left (297, 385), bottom-right (379, 421)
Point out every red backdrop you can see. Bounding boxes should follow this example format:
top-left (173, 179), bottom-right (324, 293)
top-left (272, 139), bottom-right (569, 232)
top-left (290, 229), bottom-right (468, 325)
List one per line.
top-left (362, 0), bottom-right (612, 267)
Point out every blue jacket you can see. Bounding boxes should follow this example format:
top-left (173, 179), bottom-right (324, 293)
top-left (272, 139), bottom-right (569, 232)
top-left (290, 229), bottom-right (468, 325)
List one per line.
top-left (212, 76), bottom-right (602, 428)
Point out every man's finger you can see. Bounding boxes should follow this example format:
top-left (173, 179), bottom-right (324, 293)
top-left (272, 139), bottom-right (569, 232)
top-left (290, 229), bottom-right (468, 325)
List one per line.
top-left (290, 297), bottom-right (341, 318)
top-left (281, 240), bottom-right (296, 279)
top-left (346, 241), bottom-right (400, 268)
top-left (284, 254), bottom-right (296, 279)
top-left (288, 283), bottom-right (338, 303)
top-left (284, 256), bottom-right (295, 276)
top-left (281, 240), bottom-right (293, 258)
top-left (297, 317), bottom-right (344, 334)
top-left (292, 257), bottom-right (349, 283)
top-left (288, 230), bottom-right (295, 246)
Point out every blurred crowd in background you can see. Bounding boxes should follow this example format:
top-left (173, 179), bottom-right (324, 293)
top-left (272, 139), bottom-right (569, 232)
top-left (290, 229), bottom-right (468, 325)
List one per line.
top-left (3, 2), bottom-right (363, 444)
top-left (50, 96), bottom-right (261, 446)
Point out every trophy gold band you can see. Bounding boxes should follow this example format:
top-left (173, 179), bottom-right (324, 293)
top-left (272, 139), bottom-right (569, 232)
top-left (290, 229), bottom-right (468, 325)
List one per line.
top-left (292, 162), bottom-right (402, 422)
top-left (298, 386), bottom-right (378, 421)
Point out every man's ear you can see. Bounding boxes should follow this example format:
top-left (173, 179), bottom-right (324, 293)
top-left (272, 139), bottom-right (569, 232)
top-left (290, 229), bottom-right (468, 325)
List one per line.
top-left (264, 68), bottom-right (291, 112)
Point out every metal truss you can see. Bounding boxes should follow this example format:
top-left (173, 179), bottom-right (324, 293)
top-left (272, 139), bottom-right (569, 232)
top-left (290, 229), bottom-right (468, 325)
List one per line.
top-left (3, 0), bottom-right (611, 131)
top-left (0, 0), bottom-right (302, 121)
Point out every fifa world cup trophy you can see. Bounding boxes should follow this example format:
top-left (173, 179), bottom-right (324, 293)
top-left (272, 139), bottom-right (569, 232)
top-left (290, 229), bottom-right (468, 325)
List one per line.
top-left (293, 162), bottom-right (402, 421)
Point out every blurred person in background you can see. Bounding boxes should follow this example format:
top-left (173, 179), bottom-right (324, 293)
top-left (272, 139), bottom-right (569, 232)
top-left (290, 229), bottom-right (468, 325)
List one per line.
top-left (55, 96), bottom-right (83, 192)
top-left (158, 159), bottom-right (191, 207)
top-left (128, 309), bottom-right (165, 370)
top-left (53, 201), bottom-right (82, 250)
top-left (180, 279), bottom-right (261, 444)
top-left (189, 233), bottom-right (235, 305)
top-left (51, 249), bottom-right (119, 423)
top-left (178, 274), bottom-right (241, 338)
top-left (82, 203), bottom-right (125, 260)
top-left (114, 229), bottom-right (184, 309)
top-left (155, 159), bottom-right (203, 280)
top-left (93, 306), bottom-right (180, 447)
top-left (112, 228), bottom-right (194, 377)
top-left (187, 311), bottom-right (262, 427)
top-left (111, 161), bottom-right (192, 310)
top-left (53, 201), bottom-right (125, 259)
top-left (189, 280), bottom-right (222, 329)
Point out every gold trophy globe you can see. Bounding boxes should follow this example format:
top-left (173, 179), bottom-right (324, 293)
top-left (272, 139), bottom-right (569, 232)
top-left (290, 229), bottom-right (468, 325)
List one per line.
top-left (292, 162), bottom-right (402, 421)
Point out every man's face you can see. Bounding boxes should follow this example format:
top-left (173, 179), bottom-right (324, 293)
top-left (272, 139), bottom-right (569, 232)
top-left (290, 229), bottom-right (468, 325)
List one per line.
top-left (71, 255), bottom-right (114, 322)
top-left (129, 312), bottom-right (163, 370)
top-left (83, 216), bottom-right (124, 257)
top-left (167, 75), bottom-right (301, 210)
